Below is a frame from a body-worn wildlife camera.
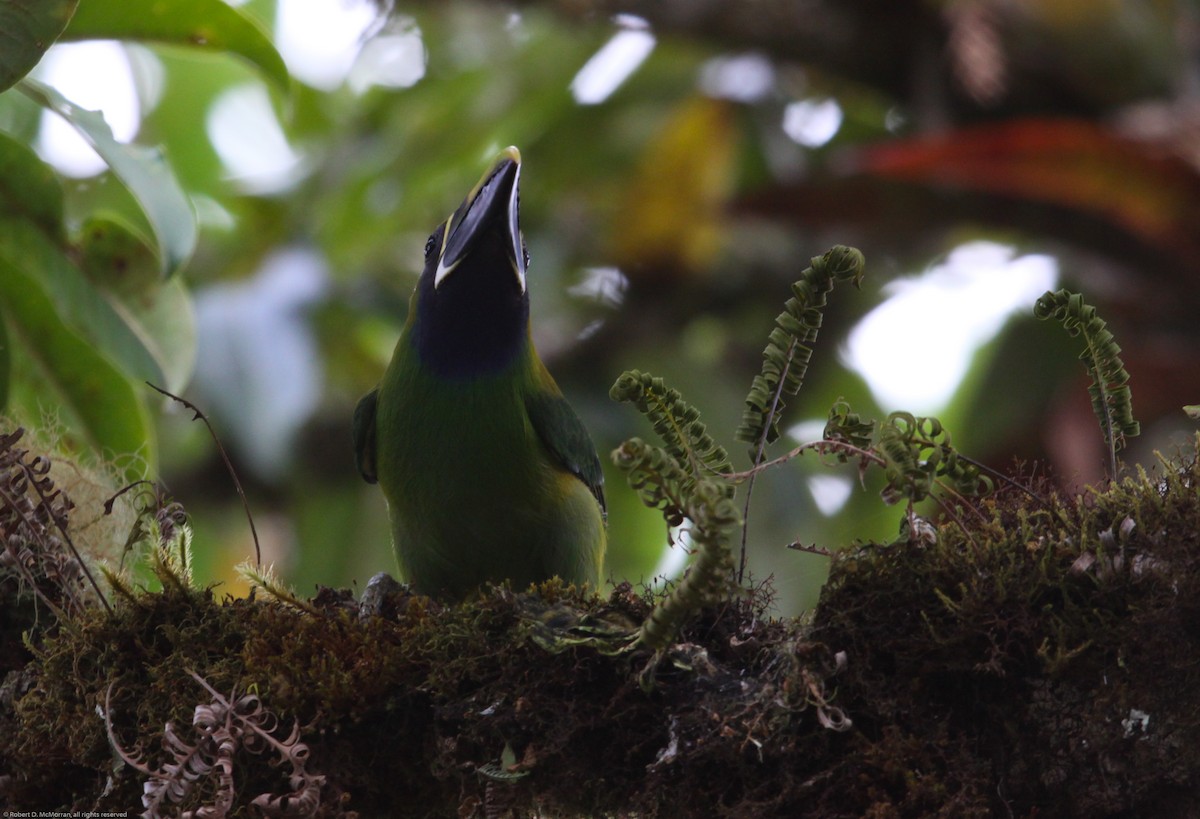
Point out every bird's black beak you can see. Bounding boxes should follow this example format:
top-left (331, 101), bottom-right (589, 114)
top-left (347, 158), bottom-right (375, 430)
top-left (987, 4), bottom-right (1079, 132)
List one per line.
top-left (434, 146), bottom-right (526, 293)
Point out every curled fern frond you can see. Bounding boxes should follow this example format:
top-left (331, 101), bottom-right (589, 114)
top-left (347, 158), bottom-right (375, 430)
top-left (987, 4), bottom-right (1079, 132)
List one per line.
top-left (876, 413), bottom-right (935, 504)
top-left (1034, 289), bottom-right (1139, 476)
top-left (637, 480), bottom-right (739, 653)
top-left (876, 412), bottom-right (993, 505)
top-left (822, 399), bottom-right (876, 462)
top-left (610, 438), bottom-right (691, 528)
top-left (611, 439), bottom-right (741, 652)
top-left (736, 245), bottom-right (865, 449)
top-left (610, 370), bottom-right (733, 494)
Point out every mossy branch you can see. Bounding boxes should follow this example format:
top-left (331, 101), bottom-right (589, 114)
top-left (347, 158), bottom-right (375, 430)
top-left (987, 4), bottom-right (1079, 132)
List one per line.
top-left (1033, 289), bottom-right (1139, 478)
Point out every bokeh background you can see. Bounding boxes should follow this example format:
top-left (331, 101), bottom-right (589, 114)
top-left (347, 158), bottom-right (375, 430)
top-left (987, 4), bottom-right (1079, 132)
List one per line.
top-left (3, 0), bottom-right (1199, 615)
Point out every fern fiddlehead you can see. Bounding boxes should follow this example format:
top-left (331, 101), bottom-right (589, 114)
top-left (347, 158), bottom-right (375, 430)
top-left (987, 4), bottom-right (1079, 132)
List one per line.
top-left (822, 399), bottom-right (876, 461)
top-left (734, 245), bottom-right (865, 581)
top-left (1034, 289), bottom-right (1139, 478)
top-left (610, 370), bottom-right (734, 497)
top-left (876, 412), bottom-right (993, 505)
top-left (611, 439), bottom-right (739, 652)
top-left (736, 245), bottom-right (865, 449)
top-left (610, 374), bottom-right (740, 651)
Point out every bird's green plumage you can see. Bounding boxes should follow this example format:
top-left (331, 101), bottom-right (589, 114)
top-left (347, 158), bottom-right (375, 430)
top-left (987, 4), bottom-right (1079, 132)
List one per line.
top-left (353, 147), bottom-right (605, 599)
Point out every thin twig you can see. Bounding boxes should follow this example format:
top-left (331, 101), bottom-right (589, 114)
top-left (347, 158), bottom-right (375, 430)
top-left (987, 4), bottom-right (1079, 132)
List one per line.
top-left (739, 337), bottom-right (799, 584)
top-left (931, 494), bottom-right (980, 552)
top-left (955, 454), bottom-right (1049, 507)
top-left (785, 541), bottom-right (835, 557)
top-left (102, 479), bottom-right (155, 515)
top-left (723, 439), bottom-right (886, 482)
top-left (931, 478), bottom-right (990, 525)
top-left (147, 382), bottom-right (261, 566)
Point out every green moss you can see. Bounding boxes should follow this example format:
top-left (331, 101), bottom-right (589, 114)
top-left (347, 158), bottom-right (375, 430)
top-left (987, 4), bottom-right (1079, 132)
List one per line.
top-left (3, 437), bottom-right (1200, 816)
top-left (815, 446), bottom-right (1200, 817)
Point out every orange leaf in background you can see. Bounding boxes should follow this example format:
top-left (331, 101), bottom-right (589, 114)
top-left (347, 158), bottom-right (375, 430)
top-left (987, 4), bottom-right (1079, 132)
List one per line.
top-left (855, 119), bottom-right (1200, 267)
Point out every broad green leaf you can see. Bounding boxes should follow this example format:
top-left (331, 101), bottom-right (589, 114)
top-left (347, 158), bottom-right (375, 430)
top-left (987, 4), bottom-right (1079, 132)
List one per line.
top-left (78, 212), bottom-right (158, 293)
top-left (0, 219), bottom-right (165, 386)
top-left (78, 214), bottom-right (196, 392)
top-left (0, 84), bottom-right (44, 142)
top-left (0, 126), bottom-right (65, 236)
top-left (62, 0), bottom-right (290, 95)
top-left (0, 0), bottom-right (78, 93)
top-left (17, 77), bottom-right (197, 276)
top-left (0, 241), bottom-right (151, 470)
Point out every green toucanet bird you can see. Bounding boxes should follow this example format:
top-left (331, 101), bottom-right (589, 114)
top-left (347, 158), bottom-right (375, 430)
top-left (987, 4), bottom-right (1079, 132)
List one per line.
top-left (353, 147), bottom-right (606, 599)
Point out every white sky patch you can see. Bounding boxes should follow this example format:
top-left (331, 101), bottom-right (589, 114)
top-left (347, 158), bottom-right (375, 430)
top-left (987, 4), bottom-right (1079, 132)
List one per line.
top-left (845, 242), bottom-right (1059, 414)
top-left (207, 83), bottom-right (305, 194)
top-left (787, 418), bottom-right (829, 444)
top-left (782, 98), bottom-right (843, 148)
top-left (348, 26), bottom-right (427, 93)
top-left (568, 266), bottom-right (628, 307)
top-left (275, 0), bottom-right (379, 91)
top-left (571, 16), bottom-right (656, 105)
top-left (649, 527), bottom-right (693, 586)
top-left (699, 52), bottom-right (775, 102)
top-left (34, 42), bottom-right (140, 178)
top-left (808, 474), bottom-right (854, 516)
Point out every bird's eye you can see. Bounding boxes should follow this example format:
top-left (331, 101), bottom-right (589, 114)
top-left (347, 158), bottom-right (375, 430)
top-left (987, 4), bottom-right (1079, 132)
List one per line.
top-left (424, 235), bottom-right (437, 259)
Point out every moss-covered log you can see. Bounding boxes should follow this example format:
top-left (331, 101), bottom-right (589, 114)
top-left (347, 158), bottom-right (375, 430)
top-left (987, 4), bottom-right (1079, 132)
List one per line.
top-left (3, 436), bottom-right (1200, 817)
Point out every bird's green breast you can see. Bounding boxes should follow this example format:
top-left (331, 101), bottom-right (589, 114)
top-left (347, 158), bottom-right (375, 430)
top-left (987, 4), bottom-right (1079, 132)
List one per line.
top-left (375, 336), bottom-right (604, 597)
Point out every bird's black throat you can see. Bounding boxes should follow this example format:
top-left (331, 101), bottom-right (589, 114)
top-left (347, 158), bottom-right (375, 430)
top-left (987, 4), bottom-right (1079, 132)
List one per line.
top-left (412, 228), bottom-right (530, 380)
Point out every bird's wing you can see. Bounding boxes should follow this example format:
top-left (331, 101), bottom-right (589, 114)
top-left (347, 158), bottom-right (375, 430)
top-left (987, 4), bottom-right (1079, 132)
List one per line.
top-left (526, 390), bottom-right (606, 518)
top-left (353, 388), bottom-right (379, 484)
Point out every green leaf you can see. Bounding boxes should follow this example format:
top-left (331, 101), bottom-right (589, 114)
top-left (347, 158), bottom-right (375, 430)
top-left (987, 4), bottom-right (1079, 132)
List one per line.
top-left (0, 219), bottom-right (165, 386)
top-left (77, 212), bottom-right (158, 293)
top-left (0, 129), bottom-right (64, 236)
top-left (78, 214), bottom-right (196, 392)
top-left (0, 0), bottom-right (78, 93)
top-left (0, 237), bottom-right (151, 470)
top-left (17, 77), bottom-right (197, 276)
top-left (61, 0), bottom-right (290, 95)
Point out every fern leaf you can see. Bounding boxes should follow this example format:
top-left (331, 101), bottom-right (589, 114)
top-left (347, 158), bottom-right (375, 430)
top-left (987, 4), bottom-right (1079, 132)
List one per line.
top-left (822, 399), bottom-right (876, 461)
top-left (736, 245), bottom-right (865, 449)
top-left (609, 438), bottom-right (691, 528)
top-left (1034, 289), bottom-right (1139, 476)
top-left (875, 411), bottom-right (993, 505)
top-left (610, 370), bottom-right (733, 494)
top-left (612, 439), bottom-right (739, 651)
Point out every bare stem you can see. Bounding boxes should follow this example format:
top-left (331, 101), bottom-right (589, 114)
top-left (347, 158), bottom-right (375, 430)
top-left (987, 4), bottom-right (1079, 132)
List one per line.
top-left (147, 382), bottom-right (262, 566)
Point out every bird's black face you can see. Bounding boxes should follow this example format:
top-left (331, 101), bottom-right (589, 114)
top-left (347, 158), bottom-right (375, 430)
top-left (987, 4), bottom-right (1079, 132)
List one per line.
top-left (412, 148), bottom-right (532, 380)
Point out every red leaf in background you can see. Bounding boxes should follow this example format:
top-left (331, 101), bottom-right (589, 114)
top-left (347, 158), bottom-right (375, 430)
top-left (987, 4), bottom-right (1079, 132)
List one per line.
top-left (855, 119), bottom-right (1200, 269)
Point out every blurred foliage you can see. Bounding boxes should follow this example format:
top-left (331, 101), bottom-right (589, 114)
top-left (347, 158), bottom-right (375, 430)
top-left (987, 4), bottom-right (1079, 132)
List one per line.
top-left (2, 0), bottom-right (1200, 614)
